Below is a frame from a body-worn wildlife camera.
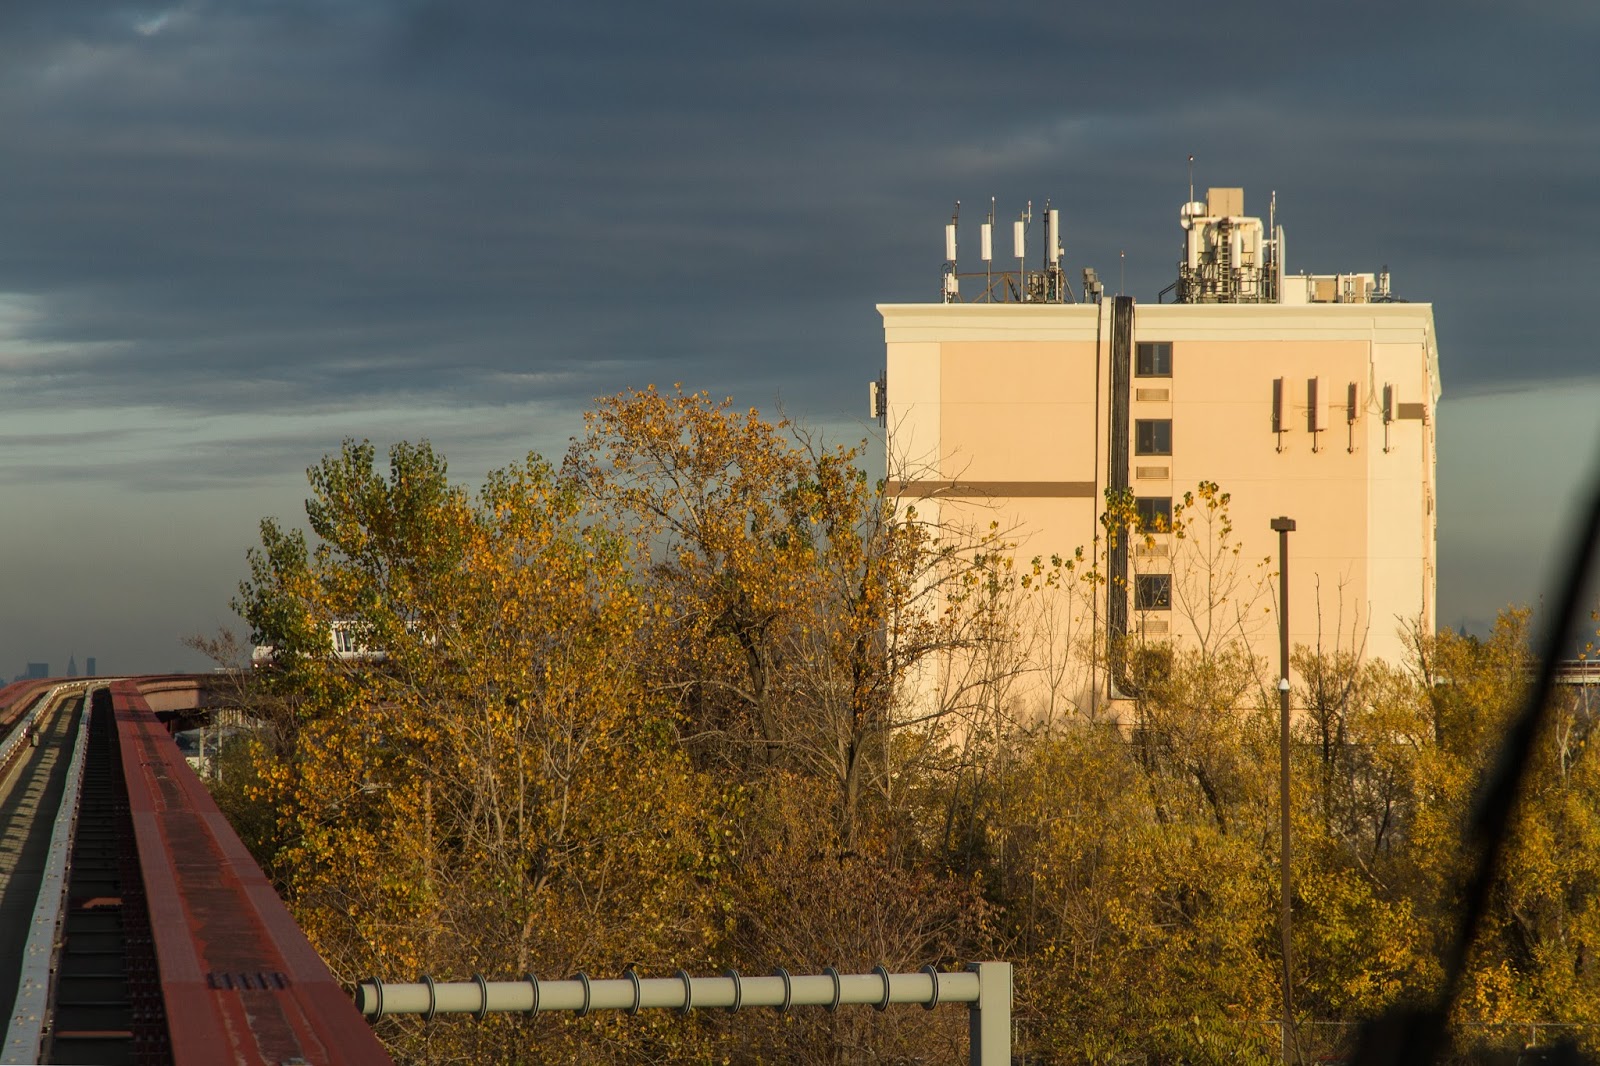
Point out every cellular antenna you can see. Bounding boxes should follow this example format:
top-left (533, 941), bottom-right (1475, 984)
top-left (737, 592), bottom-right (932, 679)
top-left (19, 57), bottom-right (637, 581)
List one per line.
top-left (1014, 201), bottom-right (1029, 301)
top-left (935, 195), bottom-right (1070, 303)
top-left (943, 200), bottom-right (961, 303)
top-left (1045, 201), bottom-right (1060, 268)
top-left (982, 197), bottom-right (995, 300)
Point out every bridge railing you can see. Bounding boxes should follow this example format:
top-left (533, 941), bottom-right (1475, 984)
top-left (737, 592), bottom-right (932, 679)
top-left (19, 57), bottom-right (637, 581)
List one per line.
top-left (357, 962), bottom-right (1011, 1066)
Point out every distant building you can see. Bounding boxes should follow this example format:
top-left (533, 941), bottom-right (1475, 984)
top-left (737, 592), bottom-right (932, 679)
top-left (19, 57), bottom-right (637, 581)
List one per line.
top-left (67, 654), bottom-right (78, 677)
top-left (252, 619), bottom-right (397, 668)
top-left (86, 657), bottom-right (96, 677)
top-left (21, 662), bottom-right (48, 681)
top-left (879, 187), bottom-right (1439, 715)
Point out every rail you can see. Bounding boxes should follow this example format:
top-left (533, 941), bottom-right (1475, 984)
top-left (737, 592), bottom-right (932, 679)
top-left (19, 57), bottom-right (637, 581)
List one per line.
top-left (111, 679), bottom-right (391, 1064)
top-left (357, 962), bottom-right (1012, 1066)
top-left (0, 680), bottom-right (85, 775)
top-left (3, 685), bottom-right (94, 1061)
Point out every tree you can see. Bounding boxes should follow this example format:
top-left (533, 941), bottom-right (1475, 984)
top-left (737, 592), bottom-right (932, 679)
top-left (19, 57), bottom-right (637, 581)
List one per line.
top-left (566, 385), bottom-right (1013, 847)
top-left (236, 439), bottom-right (733, 1063)
top-left (1406, 614), bottom-right (1600, 1052)
top-left (215, 414), bottom-right (1600, 1063)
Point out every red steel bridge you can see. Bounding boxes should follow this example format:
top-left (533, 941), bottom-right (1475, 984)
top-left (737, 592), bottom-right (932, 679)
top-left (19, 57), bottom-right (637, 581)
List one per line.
top-left (0, 675), bottom-right (390, 1065)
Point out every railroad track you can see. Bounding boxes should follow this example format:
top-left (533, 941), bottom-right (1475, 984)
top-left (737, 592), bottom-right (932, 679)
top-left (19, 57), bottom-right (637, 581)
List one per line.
top-left (0, 684), bottom-right (84, 1012)
top-left (0, 679), bottom-right (389, 1065)
top-left (0, 681), bottom-right (108, 1062)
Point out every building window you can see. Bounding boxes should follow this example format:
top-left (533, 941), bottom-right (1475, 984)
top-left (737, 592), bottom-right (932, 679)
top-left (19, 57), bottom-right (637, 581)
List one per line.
top-left (1135, 419), bottom-right (1172, 455)
top-left (1136, 341), bottom-right (1172, 376)
top-left (1135, 574), bottom-right (1172, 611)
top-left (1136, 496), bottom-right (1172, 532)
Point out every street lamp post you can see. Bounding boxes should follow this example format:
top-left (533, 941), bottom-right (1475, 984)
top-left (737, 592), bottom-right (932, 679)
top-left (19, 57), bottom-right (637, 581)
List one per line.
top-left (1270, 516), bottom-right (1296, 1064)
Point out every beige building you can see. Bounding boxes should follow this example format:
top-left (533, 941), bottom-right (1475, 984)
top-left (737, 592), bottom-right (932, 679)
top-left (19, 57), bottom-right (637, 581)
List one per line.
top-left (879, 188), bottom-right (1440, 714)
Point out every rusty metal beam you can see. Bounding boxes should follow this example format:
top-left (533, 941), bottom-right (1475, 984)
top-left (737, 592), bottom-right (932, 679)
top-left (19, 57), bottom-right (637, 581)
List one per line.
top-left (113, 680), bottom-right (390, 1065)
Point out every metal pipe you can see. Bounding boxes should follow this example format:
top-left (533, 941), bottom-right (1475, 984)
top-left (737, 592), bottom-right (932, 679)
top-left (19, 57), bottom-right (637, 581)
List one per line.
top-left (358, 969), bottom-right (976, 1016)
top-left (357, 963), bottom-right (1011, 1066)
top-left (1270, 516), bottom-right (1297, 1064)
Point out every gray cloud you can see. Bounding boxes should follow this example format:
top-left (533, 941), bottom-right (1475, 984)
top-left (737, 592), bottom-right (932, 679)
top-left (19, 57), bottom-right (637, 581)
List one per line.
top-left (3, 2), bottom-right (1594, 428)
top-left (0, 1), bottom-right (1595, 666)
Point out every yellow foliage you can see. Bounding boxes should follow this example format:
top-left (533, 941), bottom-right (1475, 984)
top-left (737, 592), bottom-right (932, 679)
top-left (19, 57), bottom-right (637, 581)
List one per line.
top-left (217, 414), bottom-right (1600, 1062)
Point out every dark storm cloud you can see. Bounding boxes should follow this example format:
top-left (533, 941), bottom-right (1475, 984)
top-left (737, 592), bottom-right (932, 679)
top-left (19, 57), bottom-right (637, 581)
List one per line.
top-left (0, 408), bottom-right (565, 493)
top-left (0, 426), bottom-right (151, 449)
top-left (1, 0), bottom-right (1595, 435)
top-left (2, 0), bottom-right (1594, 670)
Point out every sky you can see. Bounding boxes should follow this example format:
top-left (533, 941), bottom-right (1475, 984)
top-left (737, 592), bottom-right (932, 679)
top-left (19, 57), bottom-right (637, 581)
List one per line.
top-left (2, 1), bottom-right (1598, 674)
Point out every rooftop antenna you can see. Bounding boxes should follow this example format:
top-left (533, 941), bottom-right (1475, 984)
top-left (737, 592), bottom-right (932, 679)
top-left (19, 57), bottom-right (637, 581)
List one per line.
top-left (1188, 154), bottom-right (1195, 207)
top-left (1015, 201), bottom-right (1030, 301)
top-left (943, 200), bottom-right (961, 302)
top-left (1120, 250), bottom-right (1126, 296)
top-left (982, 197), bottom-right (995, 301)
top-left (1268, 189), bottom-right (1280, 302)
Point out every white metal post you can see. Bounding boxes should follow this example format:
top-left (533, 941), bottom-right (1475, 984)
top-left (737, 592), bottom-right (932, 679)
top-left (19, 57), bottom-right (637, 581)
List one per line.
top-left (967, 961), bottom-right (1011, 1066)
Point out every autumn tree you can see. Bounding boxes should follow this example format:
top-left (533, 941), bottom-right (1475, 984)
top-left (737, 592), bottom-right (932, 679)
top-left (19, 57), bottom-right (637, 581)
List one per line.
top-left (235, 440), bottom-right (733, 1063)
top-left (232, 408), bottom-right (1011, 1063)
top-left (567, 385), bottom-right (1012, 847)
top-left (1401, 614), bottom-right (1600, 1054)
top-left (212, 408), bottom-right (1600, 1064)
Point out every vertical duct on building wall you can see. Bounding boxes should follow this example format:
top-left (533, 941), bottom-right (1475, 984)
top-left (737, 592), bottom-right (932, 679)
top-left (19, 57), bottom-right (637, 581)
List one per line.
top-left (1307, 377), bottom-right (1321, 452)
top-left (1272, 378), bottom-right (1284, 452)
top-left (1107, 296), bottom-right (1134, 684)
top-left (1347, 382), bottom-right (1358, 453)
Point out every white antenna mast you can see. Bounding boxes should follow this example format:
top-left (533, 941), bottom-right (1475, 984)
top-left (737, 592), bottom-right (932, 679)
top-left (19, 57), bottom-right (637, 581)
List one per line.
top-left (938, 196), bottom-right (1071, 304)
top-left (943, 200), bottom-right (961, 302)
top-left (1014, 201), bottom-right (1029, 299)
top-left (982, 197), bottom-right (995, 300)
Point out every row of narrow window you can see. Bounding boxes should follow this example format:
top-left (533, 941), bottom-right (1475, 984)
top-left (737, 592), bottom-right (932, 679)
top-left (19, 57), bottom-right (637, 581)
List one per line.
top-left (1133, 345), bottom-right (1173, 611)
top-left (1133, 494), bottom-right (1172, 612)
top-left (1116, 343), bottom-right (1179, 613)
top-left (1133, 345), bottom-right (1174, 614)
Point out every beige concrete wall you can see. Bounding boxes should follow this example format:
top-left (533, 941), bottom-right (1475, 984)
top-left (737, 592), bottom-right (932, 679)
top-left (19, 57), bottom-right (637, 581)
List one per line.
top-left (880, 301), bottom-right (1439, 717)
top-left (1152, 335), bottom-right (1375, 660)
top-left (884, 340), bottom-right (942, 478)
top-left (939, 340), bottom-right (1099, 483)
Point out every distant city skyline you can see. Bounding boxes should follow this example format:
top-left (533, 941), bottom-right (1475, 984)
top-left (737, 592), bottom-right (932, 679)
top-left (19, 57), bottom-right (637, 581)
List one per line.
top-left (2, 3), bottom-right (1598, 670)
top-left (8, 654), bottom-right (97, 682)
